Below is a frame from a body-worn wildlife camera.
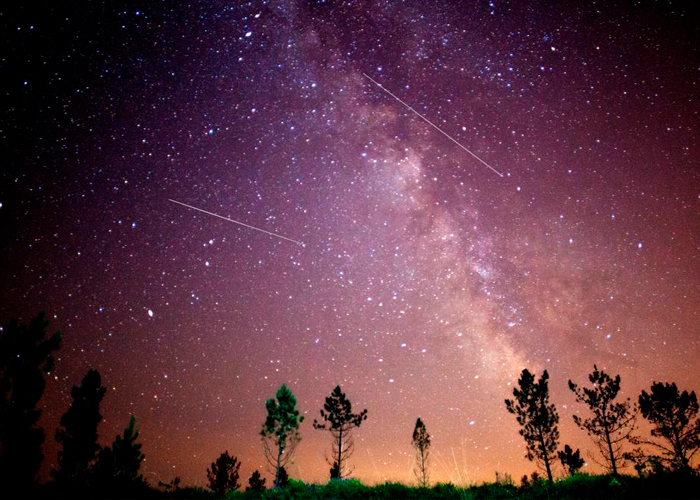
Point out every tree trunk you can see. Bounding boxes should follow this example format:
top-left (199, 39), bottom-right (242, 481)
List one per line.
top-left (543, 452), bottom-right (553, 482)
top-left (337, 428), bottom-right (344, 480)
top-left (604, 422), bottom-right (618, 475)
top-left (538, 431), bottom-right (553, 482)
top-left (275, 441), bottom-right (284, 488)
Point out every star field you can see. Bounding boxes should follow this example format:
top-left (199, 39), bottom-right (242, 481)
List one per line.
top-left (1, 0), bottom-right (699, 488)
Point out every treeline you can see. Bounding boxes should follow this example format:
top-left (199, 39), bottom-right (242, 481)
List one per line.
top-left (0, 314), bottom-right (147, 498)
top-left (504, 367), bottom-right (700, 484)
top-left (1, 313), bottom-right (699, 499)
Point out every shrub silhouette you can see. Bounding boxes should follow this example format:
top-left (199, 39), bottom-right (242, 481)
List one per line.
top-left (246, 470), bottom-right (266, 492)
top-left (207, 450), bottom-right (241, 495)
top-left (558, 444), bottom-right (585, 476)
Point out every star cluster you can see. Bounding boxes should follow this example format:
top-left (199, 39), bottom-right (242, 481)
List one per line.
top-left (1, 0), bottom-right (699, 487)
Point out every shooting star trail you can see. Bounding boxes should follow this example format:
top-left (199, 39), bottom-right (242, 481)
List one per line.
top-left (168, 199), bottom-right (305, 247)
top-left (362, 72), bottom-right (504, 178)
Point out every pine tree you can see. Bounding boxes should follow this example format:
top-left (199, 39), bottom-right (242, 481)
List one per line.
top-left (53, 369), bottom-right (106, 487)
top-left (505, 369), bottom-right (560, 482)
top-left (412, 417), bottom-right (430, 486)
top-left (635, 381), bottom-right (700, 472)
top-left (568, 365), bottom-right (635, 475)
top-left (260, 385), bottom-right (304, 488)
top-left (207, 450), bottom-right (241, 495)
top-left (313, 385), bottom-right (368, 480)
top-left (246, 470), bottom-right (266, 492)
top-left (0, 313), bottom-right (62, 492)
top-left (92, 415), bottom-right (146, 492)
top-left (558, 444), bottom-right (584, 476)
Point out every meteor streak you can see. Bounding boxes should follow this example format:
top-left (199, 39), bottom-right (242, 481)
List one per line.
top-left (168, 198), bottom-right (305, 246)
top-left (362, 73), bottom-right (504, 177)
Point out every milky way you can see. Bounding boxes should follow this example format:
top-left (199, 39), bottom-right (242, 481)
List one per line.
top-left (1, 0), bottom-right (699, 487)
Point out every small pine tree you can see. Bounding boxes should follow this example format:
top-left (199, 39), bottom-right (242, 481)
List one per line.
top-left (260, 385), bottom-right (304, 488)
top-left (568, 366), bottom-right (636, 475)
top-left (92, 415), bottom-right (146, 491)
top-left (0, 313), bottom-right (62, 492)
top-left (558, 444), bottom-right (584, 476)
top-left (313, 385), bottom-right (368, 480)
top-left (505, 369), bottom-right (560, 482)
top-left (246, 470), bottom-right (266, 491)
top-left (412, 417), bottom-right (430, 486)
top-left (52, 369), bottom-right (106, 487)
top-left (207, 450), bottom-right (241, 495)
top-left (111, 415), bottom-right (145, 482)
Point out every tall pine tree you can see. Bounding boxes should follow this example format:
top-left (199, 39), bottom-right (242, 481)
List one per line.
top-left (505, 368), bottom-right (560, 482)
top-left (568, 365), bottom-right (636, 475)
top-left (412, 417), bottom-right (431, 487)
top-left (635, 382), bottom-right (700, 472)
top-left (260, 385), bottom-right (304, 488)
top-left (53, 369), bottom-right (106, 487)
top-left (313, 385), bottom-right (367, 480)
top-left (0, 313), bottom-right (62, 492)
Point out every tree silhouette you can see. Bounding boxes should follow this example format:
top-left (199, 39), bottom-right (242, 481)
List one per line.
top-left (558, 444), bottom-right (584, 476)
top-left (260, 384), bottom-right (304, 488)
top-left (505, 368), bottom-right (560, 482)
top-left (568, 365), bottom-right (636, 475)
top-left (92, 415), bottom-right (146, 492)
top-left (207, 450), bottom-right (241, 495)
top-left (329, 460), bottom-right (340, 479)
top-left (0, 313), bottom-right (62, 492)
top-left (246, 470), bottom-right (266, 492)
top-left (411, 417), bottom-right (430, 486)
top-left (158, 476), bottom-right (181, 493)
top-left (52, 368), bottom-right (106, 487)
top-left (313, 385), bottom-right (368, 480)
top-left (520, 471), bottom-right (540, 487)
top-left (634, 381), bottom-right (700, 472)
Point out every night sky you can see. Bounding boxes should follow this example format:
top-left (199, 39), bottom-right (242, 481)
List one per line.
top-left (2, 0), bottom-right (699, 488)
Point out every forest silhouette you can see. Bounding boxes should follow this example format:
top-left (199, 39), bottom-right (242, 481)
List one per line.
top-left (1, 313), bottom-right (699, 499)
